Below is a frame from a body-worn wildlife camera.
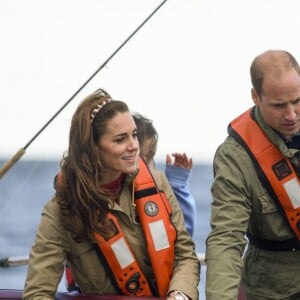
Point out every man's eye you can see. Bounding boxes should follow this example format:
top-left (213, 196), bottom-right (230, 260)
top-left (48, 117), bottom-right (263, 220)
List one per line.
top-left (273, 103), bottom-right (285, 108)
top-left (292, 98), bottom-right (300, 105)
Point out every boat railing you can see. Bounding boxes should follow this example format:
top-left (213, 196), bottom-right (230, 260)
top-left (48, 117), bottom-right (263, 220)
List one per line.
top-left (1, 253), bottom-right (206, 268)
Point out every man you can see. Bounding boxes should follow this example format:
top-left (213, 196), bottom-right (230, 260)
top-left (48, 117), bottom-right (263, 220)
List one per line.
top-left (205, 50), bottom-right (300, 300)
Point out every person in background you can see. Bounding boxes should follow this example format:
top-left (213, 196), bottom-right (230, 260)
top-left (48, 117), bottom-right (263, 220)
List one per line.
top-left (205, 49), bottom-right (300, 300)
top-left (132, 113), bottom-right (196, 237)
top-left (23, 88), bottom-right (200, 300)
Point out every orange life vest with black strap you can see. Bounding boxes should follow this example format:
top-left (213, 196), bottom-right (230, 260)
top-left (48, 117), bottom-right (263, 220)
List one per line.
top-left (228, 107), bottom-right (300, 240)
top-left (94, 158), bottom-right (176, 297)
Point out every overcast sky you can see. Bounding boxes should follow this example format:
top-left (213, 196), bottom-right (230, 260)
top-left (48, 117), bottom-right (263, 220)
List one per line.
top-left (1, 0), bottom-right (300, 164)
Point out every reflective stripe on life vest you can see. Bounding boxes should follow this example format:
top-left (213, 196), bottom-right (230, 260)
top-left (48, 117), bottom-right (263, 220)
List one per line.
top-left (228, 108), bottom-right (300, 239)
top-left (94, 213), bottom-right (153, 296)
top-left (94, 158), bottom-right (176, 297)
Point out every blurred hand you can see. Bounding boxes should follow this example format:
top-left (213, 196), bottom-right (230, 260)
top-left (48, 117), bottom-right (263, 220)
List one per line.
top-left (166, 152), bottom-right (193, 170)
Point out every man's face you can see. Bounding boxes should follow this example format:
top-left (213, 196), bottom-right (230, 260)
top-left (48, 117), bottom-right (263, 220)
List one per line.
top-left (253, 69), bottom-right (300, 139)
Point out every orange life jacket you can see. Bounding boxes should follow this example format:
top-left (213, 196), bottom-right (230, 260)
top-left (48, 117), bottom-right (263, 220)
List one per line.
top-left (94, 158), bottom-right (176, 297)
top-left (228, 108), bottom-right (300, 240)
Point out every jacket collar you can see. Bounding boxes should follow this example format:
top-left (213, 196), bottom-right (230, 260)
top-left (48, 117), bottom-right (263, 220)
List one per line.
top-left (253, 106), bottom-right (300, 157)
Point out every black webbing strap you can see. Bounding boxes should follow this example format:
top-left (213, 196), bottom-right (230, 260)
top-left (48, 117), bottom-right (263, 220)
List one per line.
top-left (247, 233), bottom-right (300, 251)
top-left (93, 244), bottom-right (122, 293)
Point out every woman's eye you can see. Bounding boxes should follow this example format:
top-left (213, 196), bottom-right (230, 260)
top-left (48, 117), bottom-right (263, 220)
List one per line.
top-left (115, 137), bottom-right (125, 143)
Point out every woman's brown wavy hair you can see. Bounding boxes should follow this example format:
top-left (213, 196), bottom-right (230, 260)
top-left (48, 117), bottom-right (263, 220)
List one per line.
top-left (57, 88), bottom-right (129, 242)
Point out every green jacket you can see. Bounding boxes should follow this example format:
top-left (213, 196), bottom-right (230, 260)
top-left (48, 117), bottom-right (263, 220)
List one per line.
top-left (23, 169), bottom-right (200, 300)
top-left (205, 106), bottom-right (300, 300)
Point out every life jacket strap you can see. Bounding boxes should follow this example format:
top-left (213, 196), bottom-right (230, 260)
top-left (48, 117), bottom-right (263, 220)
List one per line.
top-left (229, 107), bottom-right (300, 240)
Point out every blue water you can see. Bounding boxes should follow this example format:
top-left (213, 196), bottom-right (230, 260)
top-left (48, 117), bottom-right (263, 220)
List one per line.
top-left (0, 159), bottom-right (213, 299)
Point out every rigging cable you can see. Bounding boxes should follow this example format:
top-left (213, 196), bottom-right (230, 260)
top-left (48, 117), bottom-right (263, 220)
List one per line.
top-left (0, 0), bottom-right (168, 179)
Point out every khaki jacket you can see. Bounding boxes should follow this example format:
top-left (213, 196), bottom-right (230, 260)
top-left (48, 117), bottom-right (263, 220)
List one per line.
top-left (206, 106), bottom-right (300, 300)
top-left (23, 168), bottom-right (200, 300)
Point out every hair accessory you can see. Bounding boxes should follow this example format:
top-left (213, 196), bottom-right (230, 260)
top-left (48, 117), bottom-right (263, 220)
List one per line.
top-left (90, 99), bottom-right (112, 122)
top-left (93, 88), bottom-right (111, 98)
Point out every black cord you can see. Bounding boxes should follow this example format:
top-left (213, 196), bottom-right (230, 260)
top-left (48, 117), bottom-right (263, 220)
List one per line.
top-left (24, 0), bottom-right (168, 150)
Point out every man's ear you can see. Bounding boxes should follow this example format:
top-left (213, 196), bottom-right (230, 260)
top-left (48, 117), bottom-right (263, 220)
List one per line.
top-left (251, 88), bottom-right (260, 105)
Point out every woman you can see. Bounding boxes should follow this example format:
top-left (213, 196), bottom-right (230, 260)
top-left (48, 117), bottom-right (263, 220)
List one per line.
top-left (23, 88), bottom-right (200, 300)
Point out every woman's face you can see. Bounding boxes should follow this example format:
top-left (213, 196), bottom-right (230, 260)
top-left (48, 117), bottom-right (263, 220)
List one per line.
top-left (97, 111), bottom-right (139, 183)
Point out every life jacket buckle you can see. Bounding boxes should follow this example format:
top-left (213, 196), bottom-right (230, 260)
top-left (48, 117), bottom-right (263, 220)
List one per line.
top-left (125, 272), bottom-right (140, 293)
